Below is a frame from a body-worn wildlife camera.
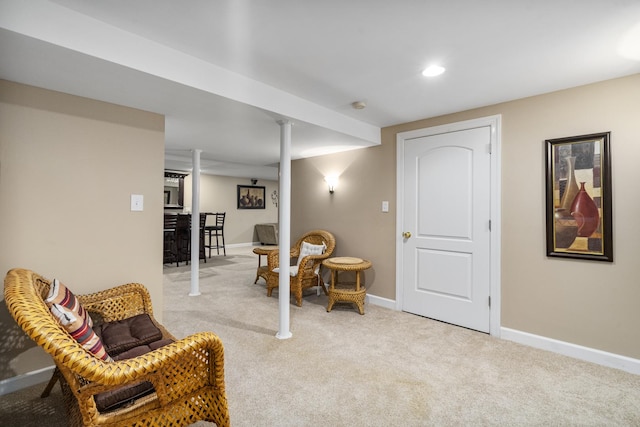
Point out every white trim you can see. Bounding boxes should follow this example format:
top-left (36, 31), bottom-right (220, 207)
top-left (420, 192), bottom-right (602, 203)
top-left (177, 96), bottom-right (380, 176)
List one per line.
top-left (224, 242), bottom-right (279, 249)
top-left (501, 327), bottom-right (640, 375)
top-left (0, 365), bottom-right (55, 396)
top-left (395, 135), bottom-right (404, 309)
top-left (366, 294), bottom-right (397, 311)
top-left (241, 242), bottom-right (265, 248)
top-left (395, 115), bottom-right (502, 336)
top-left (488, 115), bottom-right (502, 337)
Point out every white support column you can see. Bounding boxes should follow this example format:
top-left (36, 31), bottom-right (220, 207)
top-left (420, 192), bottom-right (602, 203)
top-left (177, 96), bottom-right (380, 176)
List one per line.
top-left (276, 120), bottom-right (292, 339)
top-left (189, 149), bottom-right (202, 296)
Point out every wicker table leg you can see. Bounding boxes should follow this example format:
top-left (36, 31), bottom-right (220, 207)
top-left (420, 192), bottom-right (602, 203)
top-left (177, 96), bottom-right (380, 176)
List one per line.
top-left (253, 247), bottom-right (275, 284)
top-left (326, 270), bottom-right (366, 314)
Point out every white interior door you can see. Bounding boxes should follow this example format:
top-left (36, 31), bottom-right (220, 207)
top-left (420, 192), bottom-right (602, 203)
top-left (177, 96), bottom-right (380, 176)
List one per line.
top-left (399, 124), bottom-right (493, 333)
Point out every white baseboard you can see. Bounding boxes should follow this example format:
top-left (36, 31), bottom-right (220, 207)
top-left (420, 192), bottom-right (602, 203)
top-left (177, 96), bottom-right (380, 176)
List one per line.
top-left (366, 294), bottom-right (396, 310)
top-left (0, 365), bottom-right (55, 396)
top-left (501, 327), bottom-right (640, 375)
top-left (230, 242), bottom-right (258, 248)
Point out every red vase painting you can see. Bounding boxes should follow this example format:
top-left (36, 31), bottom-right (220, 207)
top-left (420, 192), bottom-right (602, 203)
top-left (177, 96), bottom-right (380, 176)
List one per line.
top-left (570, 182), bottom-right (600, 237)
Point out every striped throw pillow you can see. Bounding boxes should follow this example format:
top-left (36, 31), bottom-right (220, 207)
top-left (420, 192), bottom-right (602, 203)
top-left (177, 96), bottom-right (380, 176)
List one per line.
top-left (50, 303), bottom-right (112, 361)
top-left (45, 278), bottom-right (93, 328)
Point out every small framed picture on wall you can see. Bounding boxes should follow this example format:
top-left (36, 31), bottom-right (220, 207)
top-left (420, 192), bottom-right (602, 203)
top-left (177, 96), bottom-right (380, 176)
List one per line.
top-left (545, 132), bottom-right (612, 262)
top-left (237, 185), bottom-right (266, 209)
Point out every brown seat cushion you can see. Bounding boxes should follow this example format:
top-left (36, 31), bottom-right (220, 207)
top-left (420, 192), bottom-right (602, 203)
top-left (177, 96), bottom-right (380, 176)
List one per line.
top-left (111, 338), bottom-right (174, 360)
top-left (94, 339), bottom-right (174, 412)
top-left (94, 313), bottom-right (163, 356)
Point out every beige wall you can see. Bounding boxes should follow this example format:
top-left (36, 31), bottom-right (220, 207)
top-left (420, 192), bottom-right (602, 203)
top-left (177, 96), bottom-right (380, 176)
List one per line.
top-left (292, 73), bottom-right (640, 360)
top-left (183, 175), bottom-right (278, 245)
top-left (0, 80), bottom-right (165, 379)
top-left (291, 143), bottom-right (396, 299)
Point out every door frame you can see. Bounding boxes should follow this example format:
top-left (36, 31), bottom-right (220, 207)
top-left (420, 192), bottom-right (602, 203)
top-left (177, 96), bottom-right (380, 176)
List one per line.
top-left (395, 115), bottom-right (502, 337)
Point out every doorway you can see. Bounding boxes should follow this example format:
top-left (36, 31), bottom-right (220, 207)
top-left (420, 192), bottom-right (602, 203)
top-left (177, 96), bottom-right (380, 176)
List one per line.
top-left (396, 116), bottom-right (501, 335)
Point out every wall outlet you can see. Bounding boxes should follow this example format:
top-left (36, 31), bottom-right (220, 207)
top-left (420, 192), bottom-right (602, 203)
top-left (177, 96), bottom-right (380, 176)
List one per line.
top-left (131, 194), bottom-right (144, 211)
top-left (382, 201), bottom-right (389, 213)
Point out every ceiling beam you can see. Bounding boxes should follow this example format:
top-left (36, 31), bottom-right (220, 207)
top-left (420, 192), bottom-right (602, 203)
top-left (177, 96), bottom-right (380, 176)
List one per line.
top-left (0, 0), bottom-right (381, 146)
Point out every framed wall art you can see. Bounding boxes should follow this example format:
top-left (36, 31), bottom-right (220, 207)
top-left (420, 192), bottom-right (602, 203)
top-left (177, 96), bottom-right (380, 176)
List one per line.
top-left (545, 132), bottom-right (612, 261)
top-left (237, 185), bottom-right (266, 209)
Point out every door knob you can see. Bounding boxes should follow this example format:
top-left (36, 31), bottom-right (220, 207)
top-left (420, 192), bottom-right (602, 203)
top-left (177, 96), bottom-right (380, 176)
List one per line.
top-left (402, 231), bottom-right (411, 238)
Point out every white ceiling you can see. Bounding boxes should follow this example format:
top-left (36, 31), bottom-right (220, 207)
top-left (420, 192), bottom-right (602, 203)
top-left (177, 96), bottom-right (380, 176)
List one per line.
top-left (2, 0), bottom-right (639, 180)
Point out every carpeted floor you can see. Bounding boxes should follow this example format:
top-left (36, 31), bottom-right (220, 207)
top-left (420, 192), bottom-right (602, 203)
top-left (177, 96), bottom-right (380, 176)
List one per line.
top-left (2, 246), bottom-right (640, 426)
top-left (0, 379), bottom-right (66, 427)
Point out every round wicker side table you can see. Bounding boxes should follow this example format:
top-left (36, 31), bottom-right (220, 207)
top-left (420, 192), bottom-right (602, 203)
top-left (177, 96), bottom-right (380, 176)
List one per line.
top-left (252, 246), bottom-right (277, 284)
top-left (322, 257), bottom-right (372, 315)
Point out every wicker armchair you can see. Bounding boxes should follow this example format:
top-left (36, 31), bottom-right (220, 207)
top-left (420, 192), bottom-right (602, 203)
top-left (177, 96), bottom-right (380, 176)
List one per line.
top-left (4, 268), bottom-right (230, 427)
top-left (266, 230), bottom-right (336, 306)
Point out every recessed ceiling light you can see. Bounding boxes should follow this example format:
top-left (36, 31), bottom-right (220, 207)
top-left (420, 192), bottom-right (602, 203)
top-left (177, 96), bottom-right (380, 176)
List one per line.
top-left (351, 101), bottom-right (366, 109)
top-left (422, 65), bottom-right (446, 77)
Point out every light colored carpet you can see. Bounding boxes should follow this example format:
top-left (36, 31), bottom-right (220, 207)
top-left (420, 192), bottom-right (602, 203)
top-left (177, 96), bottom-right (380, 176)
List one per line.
top-left (2, 246), bottom-right (639, 426)
top-left (164, 247), bottom-right (640, 426)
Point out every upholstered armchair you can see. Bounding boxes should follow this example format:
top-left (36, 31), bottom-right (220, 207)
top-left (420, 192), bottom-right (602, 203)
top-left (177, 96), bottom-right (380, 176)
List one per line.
top-left (266, 229), bottom-right (336, 306)
top-left (4, 268), bottom-right (230, 427)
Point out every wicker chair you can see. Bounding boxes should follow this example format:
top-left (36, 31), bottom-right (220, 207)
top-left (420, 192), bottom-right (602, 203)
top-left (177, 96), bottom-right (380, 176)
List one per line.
top-left (4, 268), bottom-right (230, 427)
top-left (266, 230), bottom-right (336, 306)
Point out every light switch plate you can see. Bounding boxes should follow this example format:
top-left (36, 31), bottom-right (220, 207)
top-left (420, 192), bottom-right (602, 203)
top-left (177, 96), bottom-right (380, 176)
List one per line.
top-left (131, 194), bottom-right (144, 211)
top-left (382, 201), bottom-right (389, 212)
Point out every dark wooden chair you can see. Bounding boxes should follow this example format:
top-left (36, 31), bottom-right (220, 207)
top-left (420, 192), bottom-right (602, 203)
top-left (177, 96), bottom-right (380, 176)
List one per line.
top-left (183, 213), bottom-right (207, 264)
top-left (163, 213), bottom-right (180, 266)
top-left (171, 213), bottom-right (191, 265)
top-left (205, 212), bottom-right (226, 257)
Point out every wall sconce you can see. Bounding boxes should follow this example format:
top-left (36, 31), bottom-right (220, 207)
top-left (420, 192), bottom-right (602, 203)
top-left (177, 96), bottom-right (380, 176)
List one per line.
top-left (324, 175), bottom-right (339, 194)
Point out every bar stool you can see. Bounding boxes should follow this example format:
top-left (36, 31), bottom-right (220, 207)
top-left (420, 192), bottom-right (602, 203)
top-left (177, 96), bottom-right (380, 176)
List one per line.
top-left (185, 213), bottom-right (207, 264)
top-left (163, 213), bottom-right (179, 266)
top-left (205, 212), bottom-right (226, 256)
top-left (175, 213), bottom-right (191, 265)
